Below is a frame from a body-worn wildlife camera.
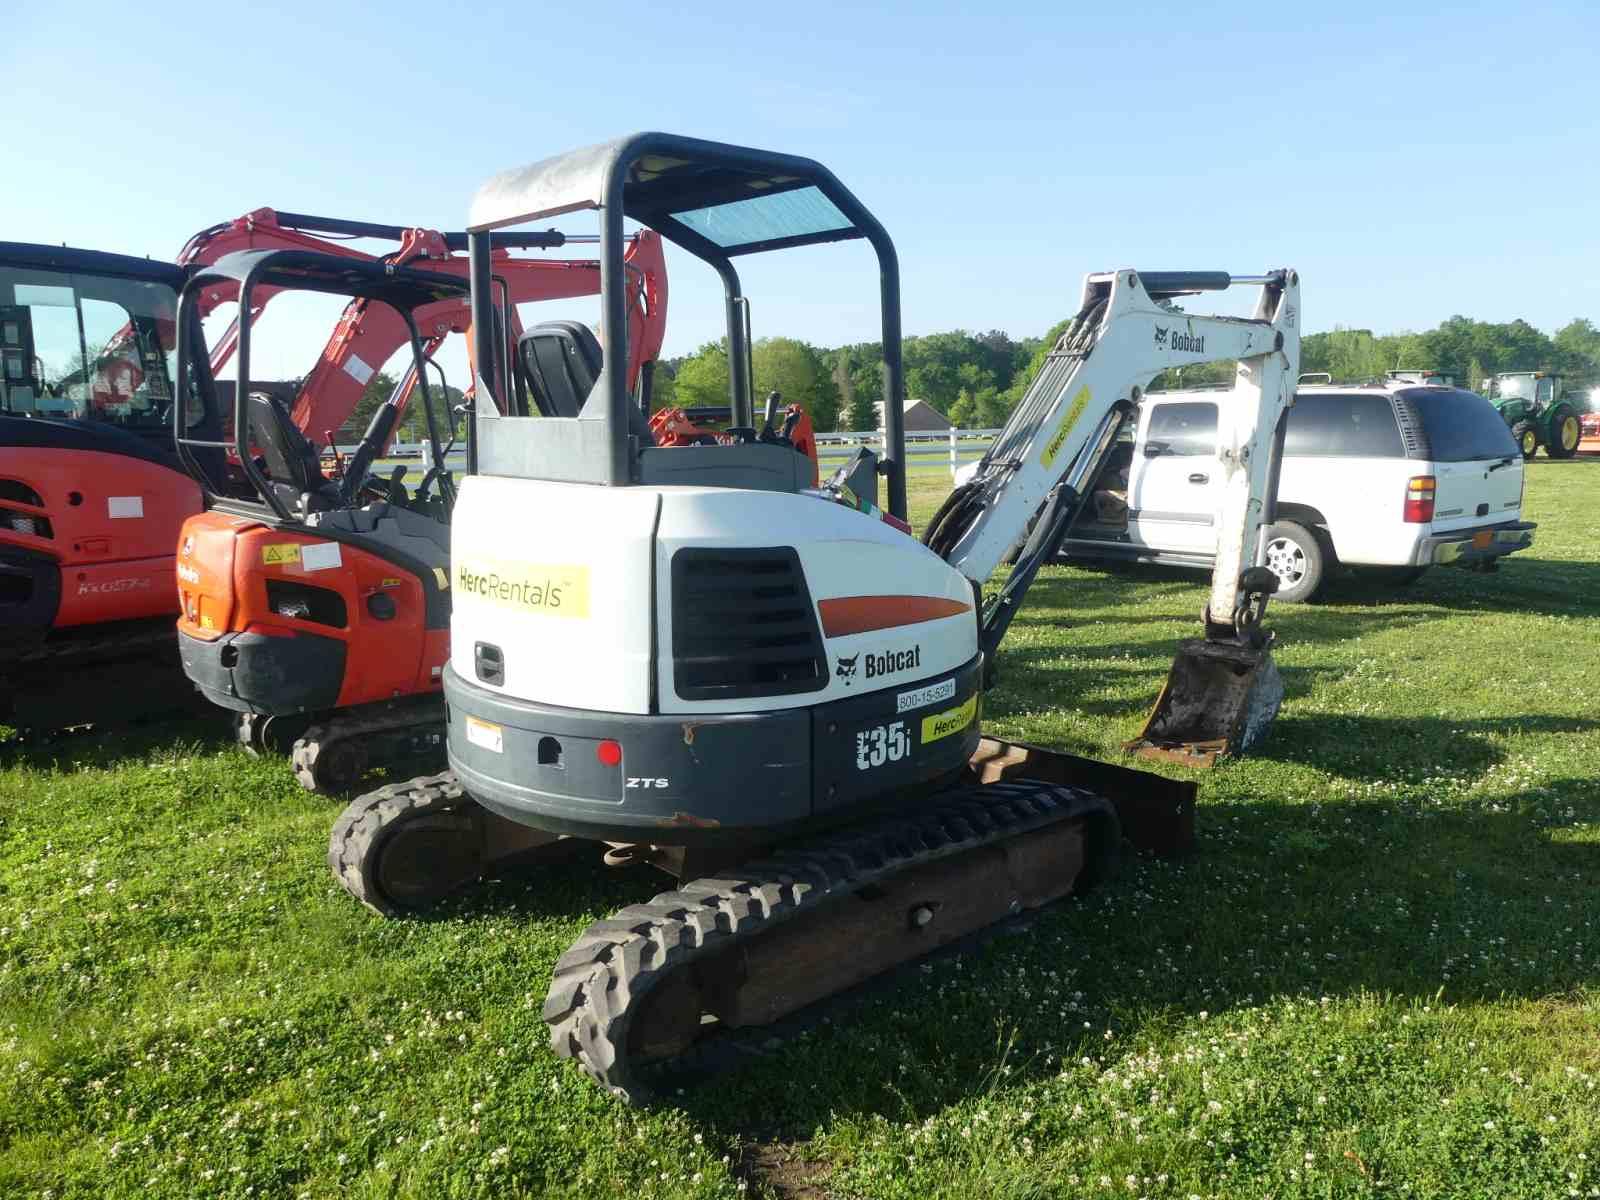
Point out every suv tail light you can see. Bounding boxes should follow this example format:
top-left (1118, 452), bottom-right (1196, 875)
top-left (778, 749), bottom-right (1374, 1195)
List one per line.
top-left (1404, 475), bottom-right (1436, 523)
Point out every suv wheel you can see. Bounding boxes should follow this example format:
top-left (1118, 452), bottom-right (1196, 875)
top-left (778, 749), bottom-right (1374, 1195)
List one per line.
top-left (1548, 406), bottom-right (1581, 459)
top-left (1262, 521), bottom-right (1327, 603)
top-left (1511, 421), bottom-right (1539, 460)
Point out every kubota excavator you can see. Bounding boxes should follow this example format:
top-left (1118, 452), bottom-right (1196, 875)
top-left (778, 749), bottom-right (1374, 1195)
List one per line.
top-left (171, 231), bottom-right (669, 791)
top-left (324, 133), bottom-right (1299, 1104)
top-left (0, 210), bottom-right (666, 736)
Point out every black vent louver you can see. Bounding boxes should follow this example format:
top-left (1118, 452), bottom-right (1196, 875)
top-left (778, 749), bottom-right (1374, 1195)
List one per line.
top-left (1391, 394), bottom-right (1432, 459)
top-left (671, 548), bottom-right (827, 701)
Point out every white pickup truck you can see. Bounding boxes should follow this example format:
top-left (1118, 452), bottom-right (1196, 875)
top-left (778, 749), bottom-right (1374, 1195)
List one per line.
top-left (1041, 379), bottom-right (1537, 601)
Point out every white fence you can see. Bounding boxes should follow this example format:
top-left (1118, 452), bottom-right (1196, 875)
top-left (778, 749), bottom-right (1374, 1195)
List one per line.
top-left (377, 427), bottom-right (1000, 479)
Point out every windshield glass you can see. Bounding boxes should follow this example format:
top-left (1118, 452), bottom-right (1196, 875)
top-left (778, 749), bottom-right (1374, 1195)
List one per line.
top-left (670, 185), bottom-right (852, 249)
top-left (1405, 387), bottom-right (1520, 462)
top-left (0, 265), bottom-right (196, 432)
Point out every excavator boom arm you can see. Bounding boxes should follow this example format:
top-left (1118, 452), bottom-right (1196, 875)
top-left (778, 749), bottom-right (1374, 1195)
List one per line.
top-left (932, 268), bottom-right (1299, 646)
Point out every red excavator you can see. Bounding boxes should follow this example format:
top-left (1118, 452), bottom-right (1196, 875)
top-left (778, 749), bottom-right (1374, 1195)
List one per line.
top-left (0, 211), bottom-right (666, 736)
top-left (171, 234), bottom-right (668, 791)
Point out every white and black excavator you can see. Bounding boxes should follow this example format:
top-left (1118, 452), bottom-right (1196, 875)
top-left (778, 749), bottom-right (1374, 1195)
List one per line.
top-left (326, 133), bottom-right (1300, 1102)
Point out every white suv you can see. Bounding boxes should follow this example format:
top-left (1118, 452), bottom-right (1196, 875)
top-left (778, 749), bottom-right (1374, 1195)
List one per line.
top-left (1056, 381), bottom-right (1537, 601)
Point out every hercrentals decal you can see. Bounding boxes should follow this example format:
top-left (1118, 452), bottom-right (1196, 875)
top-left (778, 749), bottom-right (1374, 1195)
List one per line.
top-left (454, 558), bottom-right (591, 618)
top-left (1041, 386), bottom-right (1091, 469)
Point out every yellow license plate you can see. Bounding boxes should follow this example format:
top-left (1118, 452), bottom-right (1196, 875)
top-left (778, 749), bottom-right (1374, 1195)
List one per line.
top-left (1472, 531), bottom-right (1492, 549)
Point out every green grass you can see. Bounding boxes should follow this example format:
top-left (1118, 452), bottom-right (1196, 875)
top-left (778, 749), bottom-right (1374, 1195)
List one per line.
top-left (3, 462), bottom-right (1598, 1199)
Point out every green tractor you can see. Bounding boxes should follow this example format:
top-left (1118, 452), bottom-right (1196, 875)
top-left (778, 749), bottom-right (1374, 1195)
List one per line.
top-left (1481, 371), bottom-right (1584, 460)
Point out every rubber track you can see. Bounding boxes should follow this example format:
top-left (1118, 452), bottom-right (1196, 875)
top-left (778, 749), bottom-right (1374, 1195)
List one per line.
top-left (327, 771), bottom-right (467, 916)
top-left (292, 696), bottom-right (445, 793)
top-left (543, 778), bottom-right (1118, 1103)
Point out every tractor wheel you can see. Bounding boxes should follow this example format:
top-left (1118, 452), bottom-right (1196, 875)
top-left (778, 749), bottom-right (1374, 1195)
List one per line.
top-left (1512, 421), bottom-right (1539, 460)
top-left (1547, 406), bottom-right (1581, 459)
top-left (1262, 521), bottom-right (1328, 603)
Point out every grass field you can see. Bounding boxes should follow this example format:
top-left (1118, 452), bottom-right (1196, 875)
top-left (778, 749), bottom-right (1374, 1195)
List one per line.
top-left (2, 462), bottom-right (1597, 1199)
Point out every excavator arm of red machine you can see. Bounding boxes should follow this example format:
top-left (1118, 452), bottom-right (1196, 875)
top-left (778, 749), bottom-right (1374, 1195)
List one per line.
top-left (174, 208), bottom-right (668, 450)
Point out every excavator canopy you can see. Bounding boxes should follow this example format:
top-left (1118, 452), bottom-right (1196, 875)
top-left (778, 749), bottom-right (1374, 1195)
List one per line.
top-left (467, 133), bottom-right (871, 258)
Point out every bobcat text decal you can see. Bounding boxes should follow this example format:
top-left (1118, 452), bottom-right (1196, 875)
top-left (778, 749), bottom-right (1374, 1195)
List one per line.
top-left (835, 644), bottom-right (921, 687)
top-left (1157, 325), bottom-right (1206, 353)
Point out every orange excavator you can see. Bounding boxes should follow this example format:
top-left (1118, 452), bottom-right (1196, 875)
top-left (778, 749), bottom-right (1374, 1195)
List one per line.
top-left (170, 232), bottom-right (668, 790)
top-left (0, 211), bottom-right (667, 737)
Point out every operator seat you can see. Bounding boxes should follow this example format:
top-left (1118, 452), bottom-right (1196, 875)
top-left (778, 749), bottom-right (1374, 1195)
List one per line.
top-left (245, 390), bottom-right (341, 515)
top-left (519, 321), bottom-right (603, 418)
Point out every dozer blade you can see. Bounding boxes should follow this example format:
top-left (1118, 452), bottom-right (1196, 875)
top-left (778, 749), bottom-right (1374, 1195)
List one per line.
top-left (1124, 638), bottom-right (1283, 768)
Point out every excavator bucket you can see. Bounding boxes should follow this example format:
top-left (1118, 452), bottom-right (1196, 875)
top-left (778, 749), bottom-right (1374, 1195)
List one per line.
top-left (1125, 639), bottom-right (1283, 767)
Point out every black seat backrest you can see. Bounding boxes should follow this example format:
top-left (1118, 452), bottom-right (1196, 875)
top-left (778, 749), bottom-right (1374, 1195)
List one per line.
top-left (519, 321), bottom-right (603, 418)
top-left (245, 390), bottom-right (342, 514)
top-left (247, 391), bottom-right (323, 492)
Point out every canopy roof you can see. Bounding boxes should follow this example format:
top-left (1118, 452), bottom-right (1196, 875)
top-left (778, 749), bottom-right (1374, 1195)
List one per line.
top-left (467, 132), bottom-right (874, 258)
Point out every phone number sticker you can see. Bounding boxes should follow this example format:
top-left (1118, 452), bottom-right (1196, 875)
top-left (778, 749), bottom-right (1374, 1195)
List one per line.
top-left (896, 677), bottom-right (956, 714)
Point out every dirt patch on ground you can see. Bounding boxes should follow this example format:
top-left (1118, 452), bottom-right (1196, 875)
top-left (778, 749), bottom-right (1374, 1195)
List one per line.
top-left (735, 1142), bottom-right (832, 1199)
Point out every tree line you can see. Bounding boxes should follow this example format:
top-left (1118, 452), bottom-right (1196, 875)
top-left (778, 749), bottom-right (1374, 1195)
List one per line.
top-left (654, 315), bottom-right (1600, 430)
top-left (335, 313), bottom-right (1600, 442)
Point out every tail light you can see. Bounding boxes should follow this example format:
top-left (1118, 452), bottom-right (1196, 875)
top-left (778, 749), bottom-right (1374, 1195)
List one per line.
top-left (1403, 475), bottom-right (1435, 523)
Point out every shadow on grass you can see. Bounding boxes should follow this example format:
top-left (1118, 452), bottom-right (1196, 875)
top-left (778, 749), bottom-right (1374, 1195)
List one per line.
top-left (1259, 713), bottom-right (1600, 780)
top-left (0, 712), bottom-right (235, 771)
top-left (672, 778), bottom-right (1598, 1138)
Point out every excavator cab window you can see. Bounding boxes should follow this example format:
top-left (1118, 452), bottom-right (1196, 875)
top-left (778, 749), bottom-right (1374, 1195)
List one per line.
top-left (0, 265), bottom-right (206, 439)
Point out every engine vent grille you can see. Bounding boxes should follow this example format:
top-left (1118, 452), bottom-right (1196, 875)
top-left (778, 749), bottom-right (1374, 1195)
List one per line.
top-left (0, 480), bottom-right (52, 539)
top-left (671, 548), bottom-right (827, 701)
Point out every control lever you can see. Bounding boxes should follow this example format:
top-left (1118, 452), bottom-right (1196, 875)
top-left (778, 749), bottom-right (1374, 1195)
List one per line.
top-left (759, 390), bottom-right (782, 440)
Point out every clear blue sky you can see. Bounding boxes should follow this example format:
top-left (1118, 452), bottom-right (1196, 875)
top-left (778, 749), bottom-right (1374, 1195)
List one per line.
top-left (4, 0), bottom-right (1596, 375)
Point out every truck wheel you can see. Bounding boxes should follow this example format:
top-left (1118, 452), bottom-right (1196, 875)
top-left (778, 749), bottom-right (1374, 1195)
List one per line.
top-left (1548, 407), bottom-right (1581, 459)
top-left (1262, 521), bottom-right (1327, 603)
top-left (1511, 421), bottom-right (1539, 460)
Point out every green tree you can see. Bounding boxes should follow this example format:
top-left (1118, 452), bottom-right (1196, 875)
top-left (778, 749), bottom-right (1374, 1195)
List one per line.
top-left (751, 337), bottom-right (839, 431)
top-left (673, 342), bottom-right (731, 408)
top-left (947, 388), bottom-right (977, 428)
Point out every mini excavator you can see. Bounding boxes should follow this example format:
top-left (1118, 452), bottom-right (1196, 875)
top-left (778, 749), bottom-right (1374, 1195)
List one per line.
top-left (0, 210), bottom-right (665, 736)
top-left (171, 231), bottom-right (668, 791)
top-left (328, 133), bottom-right (1300, 1102)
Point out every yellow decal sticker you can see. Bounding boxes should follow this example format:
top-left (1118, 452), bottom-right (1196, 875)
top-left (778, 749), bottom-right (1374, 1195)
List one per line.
top-left (200, 615), bottom-right (215, 630)
top-left (433, 567), bottom-right (449, 590)
top-left (1040, 386), bottom-right (1092, 469)
top-left (261, 543), bottom-right (301, 566)
top-left (454, 559), bottom-right (590, 618)
top-left (921, 694), bottom-right (978, 744)
top-left (381, 577), bottom-right (403, 588)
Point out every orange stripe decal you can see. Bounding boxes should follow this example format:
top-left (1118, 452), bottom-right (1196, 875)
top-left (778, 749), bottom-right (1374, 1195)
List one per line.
top-left (817, 595), bottom-right (972, 638)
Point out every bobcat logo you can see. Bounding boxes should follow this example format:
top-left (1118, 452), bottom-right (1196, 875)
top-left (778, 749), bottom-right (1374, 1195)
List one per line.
top-left (835, 654), bottom-right (860, 685)
top-left (1154, 325), bottom-right (1169, 348)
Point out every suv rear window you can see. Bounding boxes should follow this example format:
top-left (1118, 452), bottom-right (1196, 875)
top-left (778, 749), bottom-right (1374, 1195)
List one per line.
top-left (1403, 387), bottom-right (1519, 462)
top-left (1285, 393), bottom-right (1405, 457)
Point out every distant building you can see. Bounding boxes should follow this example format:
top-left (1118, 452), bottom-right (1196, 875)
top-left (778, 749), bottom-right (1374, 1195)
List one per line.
top-left (873, 398), bottom-right (952, 432)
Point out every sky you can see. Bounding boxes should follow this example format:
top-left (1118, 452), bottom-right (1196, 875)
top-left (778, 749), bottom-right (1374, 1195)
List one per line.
top-left (3, 0), bottom-right (1597, 381)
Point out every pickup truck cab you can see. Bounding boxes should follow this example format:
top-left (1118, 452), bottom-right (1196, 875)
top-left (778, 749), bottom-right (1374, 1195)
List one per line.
top-left (1056, 380), bottom-right (1536, 601)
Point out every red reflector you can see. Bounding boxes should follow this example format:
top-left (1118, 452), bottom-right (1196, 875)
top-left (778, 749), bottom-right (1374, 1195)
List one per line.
top-left (596, 739), bottom-right (622, 767)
